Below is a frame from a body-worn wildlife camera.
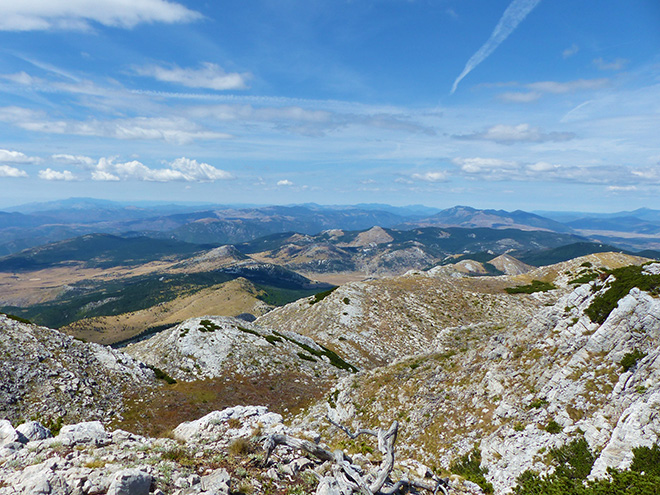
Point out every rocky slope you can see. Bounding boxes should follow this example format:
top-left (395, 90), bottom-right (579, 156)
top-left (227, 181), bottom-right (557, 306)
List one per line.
top-left (124, 316), bottom-right (356, 382)
top-left (290, 257), bottom-right (660, 492)
top-left (0, 405), bottom-right (487, 495)
top-left (0, 314), bottom-right (156, 426)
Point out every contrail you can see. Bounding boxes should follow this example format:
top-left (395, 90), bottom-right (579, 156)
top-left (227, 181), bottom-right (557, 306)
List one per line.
top-left (451, 0), bottom-right (542, 94)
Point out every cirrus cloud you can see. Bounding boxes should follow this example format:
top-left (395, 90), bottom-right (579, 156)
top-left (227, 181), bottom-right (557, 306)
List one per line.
top-left (0, 0), bottom-right (201, 32)
top-left (410, 171), bottom-right (449, 182)
top-left (135, 63), bottom-right (251, 91)
top-left (455, 123), bottom-right (575, 144)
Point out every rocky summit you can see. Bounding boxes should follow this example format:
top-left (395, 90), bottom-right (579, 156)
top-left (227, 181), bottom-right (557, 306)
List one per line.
top-left (1, 252), bottom-right (660, 494)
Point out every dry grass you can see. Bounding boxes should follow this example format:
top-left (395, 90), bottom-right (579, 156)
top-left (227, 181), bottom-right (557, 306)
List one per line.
top-left (112, 370), bottom-right (333, 437)
top-left (60, 278), bottom-right (269, 345)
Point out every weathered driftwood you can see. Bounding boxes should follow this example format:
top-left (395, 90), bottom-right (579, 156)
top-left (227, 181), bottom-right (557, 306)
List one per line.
top-left (263, 417), bottom-right (449, 495)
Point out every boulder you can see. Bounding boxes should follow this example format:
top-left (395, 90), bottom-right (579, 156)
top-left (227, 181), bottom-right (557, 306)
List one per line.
top-left (59, 421), bottom-right (109, 446)
top-left (107, 469), bottom-right (152, 495)
top-left (200, 468), bottom-right (231, 494)
top-left (16, 421), bottom-right (52, 442)
top-left (0, 420), bottom-right (22, 447)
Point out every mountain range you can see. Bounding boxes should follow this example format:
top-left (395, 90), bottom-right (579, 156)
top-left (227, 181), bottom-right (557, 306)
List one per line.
top-left (3, 198), bottom-right (660, 257)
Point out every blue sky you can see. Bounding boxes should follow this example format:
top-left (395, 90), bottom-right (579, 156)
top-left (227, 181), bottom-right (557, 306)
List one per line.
top-left (0, 0), bottom-right (658, 211)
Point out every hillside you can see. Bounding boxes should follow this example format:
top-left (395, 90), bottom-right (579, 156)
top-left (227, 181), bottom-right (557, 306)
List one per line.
top-left (0, 314), bottom-right (156, 426)
top-left (61, 277), bottom-right (272, 345)
top-left (292, 257), bottom-right (660, 492)
top-left (2, 253), bottom-right (660, 493)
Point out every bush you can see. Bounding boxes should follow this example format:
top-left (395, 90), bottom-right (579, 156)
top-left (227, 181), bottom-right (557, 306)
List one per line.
top-left (506, 280), bottom-right (556, 294)
top-left (620, 350), bottom-right (647, 372)
top-left (545, 420), bottom-right (563, 434)
top-left (450, 448), bottom-right (493, 494)
top-left (514, 441), bottom-right (660, 494)
top-left (585, 265), bottom-right (660, 324)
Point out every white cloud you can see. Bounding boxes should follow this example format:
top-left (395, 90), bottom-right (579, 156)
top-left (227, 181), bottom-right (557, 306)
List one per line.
top-left (38, 168), bottom-right (77, 181)
top-left (0, 149), bottom-right (41, 164)
top-left (135, 63), bottom-right (251, 91)
top-left (0, 0), bottom-right (201, 31)
top-left (526, 78), bottom-right (609, 94)
top-left (91, 170), bottom-right (120, 181)
top-left (91, 156), bottom-right (232, 182)
top-left (277, 179), bottom-right (294, 186)
top-left (562, 44), bottom-right (579, 59)
top-left (456, 123), bottom-right (575, 144)
top-left (411, 171), bottom-right (448, 182)
top-left (52, 154), bottom-right (96, 168)
top-left (3, 112), bottom-right (231, 145)
top-left (169, 157), bottom-right (234, 181)
top-left (0, 165), bottom-right (28, 178)
top-left (593, 58), bottom-right (628, 71)
top-left (451, 0), bottom-right (542, 93)
top-left (453, 157), bottom-right (518, 174)
top-left (498, 91), bottom-right (541, 103)
top-left (0, 72), bottom-right (37, 85)
top-left (607, 185), bottom-right (637, 192)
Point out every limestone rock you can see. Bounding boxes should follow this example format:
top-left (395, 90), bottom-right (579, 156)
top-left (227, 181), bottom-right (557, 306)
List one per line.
top-left (0, 420), bottom-right (21, 447)
top-left (59, 421), bottom-right (109, 446)
top-left (200, 468), bottom-right (230, 494)
top-left (107, 469), bottom-right (152, 495)
top-left (16, 421), bottom-right (52, 442)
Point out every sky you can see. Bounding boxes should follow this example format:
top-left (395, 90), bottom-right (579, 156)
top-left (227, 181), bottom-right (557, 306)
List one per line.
top-left (0, 0), bottom-right (659, 212)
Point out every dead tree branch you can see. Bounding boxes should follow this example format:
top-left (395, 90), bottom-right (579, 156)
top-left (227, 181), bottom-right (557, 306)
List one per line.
top-left (262, 417), bottom-right (449, 495)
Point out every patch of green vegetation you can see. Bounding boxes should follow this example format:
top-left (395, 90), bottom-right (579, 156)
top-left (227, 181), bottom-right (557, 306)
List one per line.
top-left (545, 419), bottom-right (563, 434)
top-left (585, 265), bottom-right (660, 324)
top-left (327, 389), bottom-right (340, 408)
top-left (620, 349), bottom-right (647, 372)
top-left (146, 364), bottom-right (176, 384)
top-left (513, 439), bottom-right (660, 494)
top-left (450, 448), bottom-right (494, 494)
top-left (630, 444), bottom-right (660, 476)
top-left (236, 325), bottom-right (260, 337)
top-left (264, 335), bottom-right (283, 345)
top-left (568, 271), bottom-right (599, 285)
top-left (297, 352), bottom-right (317, 362)
top-left (308, 286), bottom-right (339, 305)
top-left (199, 319), bottom-right (221, 332)
top-left (581, 262), bottom-right (593, 268)
top-left (529, 398), bottom-right (549, 409)
top-left (514, 423), bottom-right (525, 432)
top-left (342, 297), bottom-right (350, 305)
top-left (505, 280), bottom-right (556, 294)
top-left (272, 331), bottom-right (358, 372)
top-left (0, 312), bottom-right (31, 324)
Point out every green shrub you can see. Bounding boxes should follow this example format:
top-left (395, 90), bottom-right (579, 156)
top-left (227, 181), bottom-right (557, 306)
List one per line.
top-left (506, 280), bottom-right (556, 294)
top-left (309, 286), bottom-right (338, 305)
top-left (514, 440), bottom-right (660, 494)
top-left (147, 364), bottom-right (176, 384)
top-left (450, 448), bottom-right (493, 494)
top-left (550, 437), bottom-right (594, 480)
top-left (585, 265), bottom-right (660, 324)
top-left (568, 272), bottom-right (599, 285)
top-left (630, 444), bottom-right (660, 476)
top-left (297, 352), bottom-right (317, 362)
top-left (545, 420), bottom-right (563, 434)
top-left (620, 350), bottom-right (647, 372)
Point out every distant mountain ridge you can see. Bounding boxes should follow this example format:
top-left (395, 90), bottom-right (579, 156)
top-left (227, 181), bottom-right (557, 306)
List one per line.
top-left (3, 198), bottom-right (660, 256)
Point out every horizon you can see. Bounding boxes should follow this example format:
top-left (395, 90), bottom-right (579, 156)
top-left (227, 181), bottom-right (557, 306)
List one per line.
top-left (1, 195), bottom-right (658, 216)
top-left (0, 1), bottom-right (658, 211)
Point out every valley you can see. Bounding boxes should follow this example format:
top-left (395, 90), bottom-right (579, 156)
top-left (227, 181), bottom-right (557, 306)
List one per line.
top-left (1, 201), bottom-right (660, 494)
